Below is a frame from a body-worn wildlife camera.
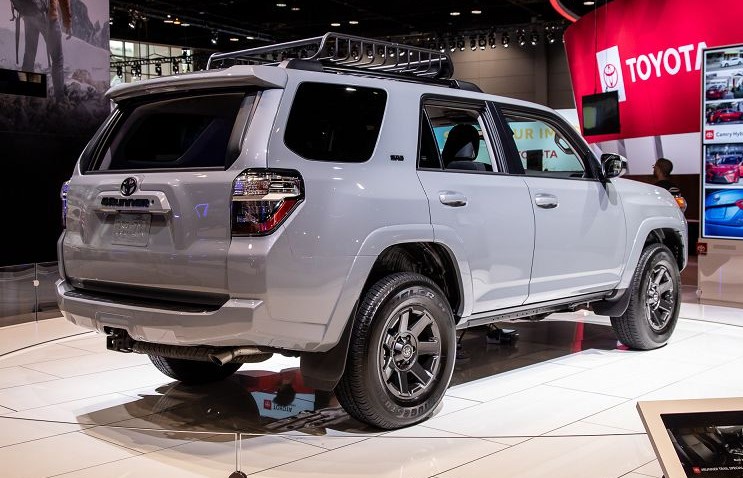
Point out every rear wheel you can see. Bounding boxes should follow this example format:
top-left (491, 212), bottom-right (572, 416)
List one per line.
top-left (335, 272), bottom-right (456, 429)
top-left (611, 243), bottom-right (681, 350)
top-left (149, 355), bottom-right (242, 385)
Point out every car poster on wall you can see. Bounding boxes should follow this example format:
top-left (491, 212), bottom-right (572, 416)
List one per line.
top-left (703, 44), bottom-right (743, 240)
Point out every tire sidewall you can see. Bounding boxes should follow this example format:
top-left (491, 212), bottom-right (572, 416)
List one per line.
top-left (361, 279), bottom-right (456, 426)
top-left (635, 245), bottom-right (681, 345)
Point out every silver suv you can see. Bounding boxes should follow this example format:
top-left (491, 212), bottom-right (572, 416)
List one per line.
top-left (57, 33), bottom-right (687, 430)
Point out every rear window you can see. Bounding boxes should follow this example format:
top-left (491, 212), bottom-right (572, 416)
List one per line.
top-left (88, 92), bottom-right (250, 171)
top-left (284, 82), bottom-right (387, 163)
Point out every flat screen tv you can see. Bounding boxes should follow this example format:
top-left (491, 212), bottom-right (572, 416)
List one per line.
top-left (582, 91), bottom-right (620, 136)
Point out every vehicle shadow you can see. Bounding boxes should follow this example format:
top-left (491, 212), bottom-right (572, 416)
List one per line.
top-left (75, 319), bottom-right (622, 438)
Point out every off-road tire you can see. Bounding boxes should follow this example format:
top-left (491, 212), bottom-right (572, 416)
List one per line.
top-left (335, 272), bottom-right (456, 429)
top-left (611, 243), bottom-right (681, 350)
top-left (149, 355), bottom-right (242, 385)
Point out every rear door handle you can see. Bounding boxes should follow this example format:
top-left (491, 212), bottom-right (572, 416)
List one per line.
top-left (534, 193), bottom-right (558, 209)
top-left (439, 191), bottom-right (468, 207)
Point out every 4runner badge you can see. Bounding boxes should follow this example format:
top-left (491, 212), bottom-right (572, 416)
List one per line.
top-left (120, 177), bottom-right (138, 196)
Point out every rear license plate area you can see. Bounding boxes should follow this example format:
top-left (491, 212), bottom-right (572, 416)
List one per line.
top-left (112, 213), bottom-right (151, 247)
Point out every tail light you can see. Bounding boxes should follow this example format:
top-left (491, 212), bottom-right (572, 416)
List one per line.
top-left (231, 169), bottom-right (304, 236)
top-left (60, 180), bottom-right (70, 228)
top-left (736, 199), bottom-right (743, 210)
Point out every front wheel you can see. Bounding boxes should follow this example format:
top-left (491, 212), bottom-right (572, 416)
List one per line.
top-left (335, 272), bottom-right (456, 429)
top-left (611, 243), bottom-right (681, 350)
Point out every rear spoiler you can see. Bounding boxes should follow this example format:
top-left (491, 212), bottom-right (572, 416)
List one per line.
top-left (106, 65), bottom-right (288, 102)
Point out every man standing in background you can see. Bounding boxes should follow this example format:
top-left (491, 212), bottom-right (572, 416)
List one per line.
top-left (14, 0), bottom-right (73, 101)
top-left (652, 157), bottom-right (678, 192)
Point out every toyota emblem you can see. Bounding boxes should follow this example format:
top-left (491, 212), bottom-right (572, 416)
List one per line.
top-left (603, 63), bottom-right (618, 89)
top-left (120, 177), bottom-right (138, 196)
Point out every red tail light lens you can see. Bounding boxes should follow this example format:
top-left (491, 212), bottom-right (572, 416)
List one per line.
top-left (231, 169), bottom-right (304, 236)
top-left (736, 199), bottom-right (743, 210)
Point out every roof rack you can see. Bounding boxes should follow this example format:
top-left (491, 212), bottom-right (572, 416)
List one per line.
top-left (207, 32), bottom-right (454, 80)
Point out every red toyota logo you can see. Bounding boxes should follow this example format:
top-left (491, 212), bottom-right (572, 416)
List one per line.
top-left (603, 63), bottom-right (618, 88)
top-left (705, 130), bottom-right (715, 140)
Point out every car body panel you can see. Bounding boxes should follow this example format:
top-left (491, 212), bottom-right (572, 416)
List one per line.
top-left (523, 176), bottom-right (627, 302)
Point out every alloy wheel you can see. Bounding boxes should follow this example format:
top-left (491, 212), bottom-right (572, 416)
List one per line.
top-left (378, 305), bottom-right (442, 401)
top-left (644, 264), bottom-right (675, 332)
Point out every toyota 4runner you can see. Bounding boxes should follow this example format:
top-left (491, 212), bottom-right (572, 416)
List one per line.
top-left (57, 33), bottom-right (687, 429)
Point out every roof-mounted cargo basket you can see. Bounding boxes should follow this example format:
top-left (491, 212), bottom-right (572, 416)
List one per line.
top-left (207, 32), bottom-right (454, 80)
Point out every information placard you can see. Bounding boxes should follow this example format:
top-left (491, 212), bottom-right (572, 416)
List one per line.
top-left (638, 398), bottom-right (743, 478)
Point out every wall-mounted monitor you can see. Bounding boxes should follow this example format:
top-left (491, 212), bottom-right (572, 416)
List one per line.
top-left (581, 91), bottom-right (620, 136)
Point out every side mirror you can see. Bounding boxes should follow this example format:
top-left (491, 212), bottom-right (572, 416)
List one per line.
top-left (600, 153), bottom-right (627, 179)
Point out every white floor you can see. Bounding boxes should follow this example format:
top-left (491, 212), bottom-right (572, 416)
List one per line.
top-left (0, 303), bottom-right (741, 478)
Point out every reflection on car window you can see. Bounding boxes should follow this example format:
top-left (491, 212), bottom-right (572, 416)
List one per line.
top-left (504, 114), bottom-right (585, 178)
top-left (419, 103), bottom-right (495, 172)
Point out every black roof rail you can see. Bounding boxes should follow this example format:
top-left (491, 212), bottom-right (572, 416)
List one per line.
top-left (207, 32), bottom-right (455, 80)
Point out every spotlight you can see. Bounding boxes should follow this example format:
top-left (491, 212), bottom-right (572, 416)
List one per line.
top-left (502, 32), bottom-right (510, 48)
top-left (366, 48), bottom-right (373, 58)
top-left (448, 38), bottom-right (456, 53)
top-left (517, 30), bottom-right (526, 46)
top-left (530, 31), bottom-right (539, 46)
top-left (211, 31), bottom-right (218, 45)
top-left (546, 31), bottom-right (555, 44)
top-left (470, 36), bottom-right (477, 51)
top-left (172, 59), bottom-right (179, 73)
top-left (438, 40), bottom-right (445, 53)
top-left (457, 37), bottom-right (465, 51)
top-left (479, 35), bottom-right (487, 50)
top-left (155, 62), bottom-right (162, 76)
top-left (488, 33), bottom-right (496, 49)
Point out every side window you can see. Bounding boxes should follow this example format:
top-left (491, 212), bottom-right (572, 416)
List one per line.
top-left (284, 82), bottom-right (387, 163)
top-left (418, 103), bottom-right (495, 172)
top-left (504, 114), bottom-right (586, 178)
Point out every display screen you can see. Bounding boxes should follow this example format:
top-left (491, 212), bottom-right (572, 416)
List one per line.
top-left (661, 411), bottom-right (743, 477)
top-left (702, 45), bottom-right (743, 240)
top-left (581, 91), bottom-right (620, 136)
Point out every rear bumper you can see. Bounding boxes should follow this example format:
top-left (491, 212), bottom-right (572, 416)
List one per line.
top-left (56, 279), bottom-right (328, 350)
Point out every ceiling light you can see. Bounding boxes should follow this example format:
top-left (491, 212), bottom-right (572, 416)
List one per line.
top-left (583, 1), bottom-right (595, 4)
top-left (246, 36), bottom-right (255, 40)
top-left (276, 3), bottom-right (287, 6)
top-left (229, 37), bottom-right (239, 42)
top-left (181, 22), bottom-right (190, 27)
top-left (163, 14), bottom-right (173, 24)
top-left (471, 10), bottom-right (482, 14)
top-left (450, 11), bottom-right (460, 16)
top-left (291, 7), bottom-right (300, 11)
top-left (173, 18), bottom-right (181, 25)
top-left (349, 20), bottom-right (359, 25)
top-left (330, 22), bottom-right (341, 27)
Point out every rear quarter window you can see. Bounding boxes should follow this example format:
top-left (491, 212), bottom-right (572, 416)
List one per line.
top-left (284, 82), bottom-right (387, 163)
